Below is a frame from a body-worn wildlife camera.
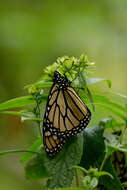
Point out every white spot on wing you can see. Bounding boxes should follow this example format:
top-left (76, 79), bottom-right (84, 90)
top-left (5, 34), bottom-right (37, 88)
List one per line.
top-left (45, 131), bottom-right (51, 136)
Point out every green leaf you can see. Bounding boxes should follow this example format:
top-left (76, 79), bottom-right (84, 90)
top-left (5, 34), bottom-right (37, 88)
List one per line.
top-left (45, 134), bottom-right (84, 189)
top-left (0, 94), bottom-right (48, 111)
top-left (80, 126), bottom-right (105, 169)
top-left (90, 177), bottom-right (98, 189)
top-left (20, 136), bottom-right (42, 163)
top-left (94, 171), bottom-right (113, 179)
top-left (99, 158), bottom-right (124, 190)
top-left (0, 96), bottom-right (35, 111)
top-left (93, 94), bottom-right (127, 113)
top-left (98, 104), bottom-right (127, 121)
top-left (91, 94), bottom-right (127, 121)
top-left (0, 110), bottom-right (31, 117)
top-left (87, 78), bottom-right (111, 88)
top-left (0, 150), bottom-right (39, 157)
top-left (25, 151), bottom-right (49, 180)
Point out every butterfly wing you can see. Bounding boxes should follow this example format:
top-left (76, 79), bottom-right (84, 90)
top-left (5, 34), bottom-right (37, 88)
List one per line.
top-left (43, 84), bottom-right (66, 157)
top-left (43, 83), bottom-right (91, 157)
top-left (63, 86), bottom-right (91, 136)
top-left (43, 130), bottom-right (65, 157)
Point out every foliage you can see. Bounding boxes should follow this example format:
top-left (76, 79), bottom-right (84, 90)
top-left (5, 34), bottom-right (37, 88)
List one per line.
top-left (45, 134), bottom-right (83, 189)
top-left (0, 54), bottom-right (127, 190)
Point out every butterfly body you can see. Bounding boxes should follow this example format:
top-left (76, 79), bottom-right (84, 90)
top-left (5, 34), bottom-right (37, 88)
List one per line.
top-left (43, 71), bottom-right (91, 157)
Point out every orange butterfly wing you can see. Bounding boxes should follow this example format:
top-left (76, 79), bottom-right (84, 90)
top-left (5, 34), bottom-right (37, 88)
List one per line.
top-left (43, 77), bottom-right (91, 157)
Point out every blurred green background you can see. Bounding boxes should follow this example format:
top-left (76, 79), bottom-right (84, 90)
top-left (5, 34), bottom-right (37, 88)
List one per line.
top-left (0, 0), bottom-right (127, 189)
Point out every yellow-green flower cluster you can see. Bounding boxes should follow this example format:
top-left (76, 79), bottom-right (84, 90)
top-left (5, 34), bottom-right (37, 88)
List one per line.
top-left (44, 54), bottom-right (94, 83)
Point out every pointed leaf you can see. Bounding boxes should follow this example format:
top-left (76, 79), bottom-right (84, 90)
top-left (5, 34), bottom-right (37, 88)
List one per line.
top-left (94, 171), bottom-right (113, 178)
top-left (0, 111), bottom-right (31, 117)
top-left (93, 94), bottom-right (127, 113)
top-left (45, 134), bottom-right (83, 189)
top-left (91, 94), bottom-right (127, 121)
top-left (0, 96), bottom-right (35, 111)
top-left (0, 94), bottom-right (48, 111)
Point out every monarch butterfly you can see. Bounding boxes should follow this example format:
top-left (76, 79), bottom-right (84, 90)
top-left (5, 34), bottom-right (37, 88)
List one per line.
top-left (43, 71), bottom-right (91, 157)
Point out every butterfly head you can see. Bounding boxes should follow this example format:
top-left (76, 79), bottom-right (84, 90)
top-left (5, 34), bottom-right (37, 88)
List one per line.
top-left (53, 71), bottom-right (70, 89)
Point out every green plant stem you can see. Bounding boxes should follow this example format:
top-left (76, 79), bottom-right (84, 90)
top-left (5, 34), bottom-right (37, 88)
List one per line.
top-left (35, 98), bottom-right (42, 137)
top-left (99, 153), bottom-right (108, 171)
top-left (87, 87), bottom-right (95, 111)
top-left (0, 150), bottom-right (40, 156)
top-left (75, 169), bottom-right (80, 187)
top-left (36, 99), bottom-right (44, 145)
